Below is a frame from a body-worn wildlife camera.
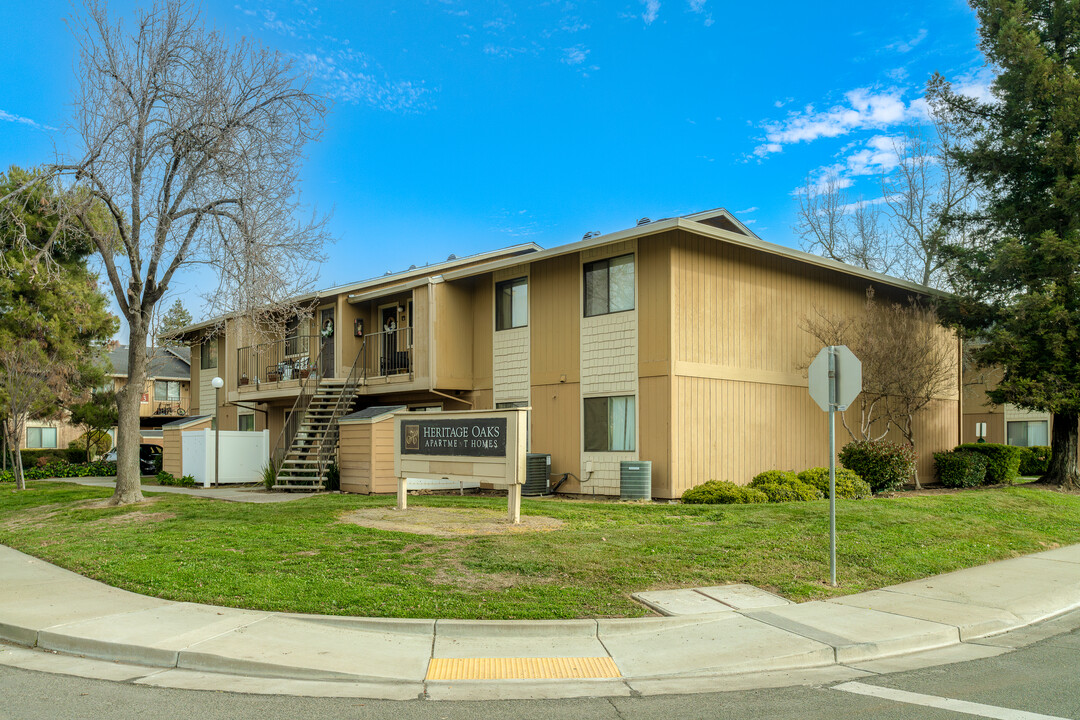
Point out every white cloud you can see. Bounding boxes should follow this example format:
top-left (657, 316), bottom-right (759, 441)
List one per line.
top-left (888, 28), bottom-right (928, 54)
top-left (754, 88), bottom-right (910, 157)
top-left (735, 206), bottom-right (759, 214)
top-left (299, 50), bottom-right (430, 112)
top-left (845, 134), bottom-right (901, 176)
top-left (562, 46), bottom-right (589, 66)
top-left (642, 0), bottom-right (660, 25)
top-left (0, 109), bottom-right (57, 132)
top-left (483, 44), bottom-right (527, 58)
top-left (953, 67), bottom-right (996, 104)
top-left (687, 0), bottom-right (712, 25)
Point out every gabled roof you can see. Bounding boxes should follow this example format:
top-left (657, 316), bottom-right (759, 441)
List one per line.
top-left (108, 345), bottom-right (191, 381)
top-left (442, 207), bottom-right (944, 297)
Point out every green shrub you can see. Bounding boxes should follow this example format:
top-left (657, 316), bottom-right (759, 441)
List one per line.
top-left (179, 474), bottom-right (197, 488)
top-left (955, 443), bottom-right (1023, 485)
top-left (324, 461), bottom-right (340, 492)
top-left (837, 440), bottom-right (916, 493)
top-left (0, 460), bottom-right (117, 482)
top-left (20, 449), bottom-right (74, 467)
top-left (682, 480), bottom-right (769, 504)
top-left (156, 470), bottom-right (176, 486)
top-left (748, 470), bottom-right (823, 502)
top-left (933, 450), bottom-right (987, 488)
top-left (796, 467), bottom-right (872, 499)
top-left (1018, 445), bottom-right (1052, 476)
top-left (262, 461), bottom-right (277, 490)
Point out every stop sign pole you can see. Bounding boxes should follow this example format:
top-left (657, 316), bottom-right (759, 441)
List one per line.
top-left (808, 345), bottom-right (862, 587)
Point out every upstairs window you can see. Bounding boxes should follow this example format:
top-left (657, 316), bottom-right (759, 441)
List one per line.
top-left (200, 338), bottom-right (218, 369)
top-left (584, 254), bottom-right (634, 317)
top-left (495, 277), bottom-right (528, 330)
top-left (154, 380), bottom-right (181, 401)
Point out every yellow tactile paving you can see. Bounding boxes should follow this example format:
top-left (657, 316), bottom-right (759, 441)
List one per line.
top-left (425, 656), bottom-right (621, 680)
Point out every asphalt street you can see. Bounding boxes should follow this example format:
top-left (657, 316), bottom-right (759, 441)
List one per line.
top-left (3, 615), bottom-right (1079, 720)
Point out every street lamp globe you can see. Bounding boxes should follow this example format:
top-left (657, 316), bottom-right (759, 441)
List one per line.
top-left (211, 376), bottom-right (224, 389)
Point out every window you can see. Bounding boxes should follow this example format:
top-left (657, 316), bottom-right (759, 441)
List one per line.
top-left (495, 277), bottom-right (528, 330)
top-left (584, 254), bottom-right (634, 317)
top-left (200, 338), bottom-right (218, 369)
top-left (238, 414), bottom-right (255, 432)
top-left (496, 401), bottom-right (529, 409)
top-left (285, 316), bottom-right (309, 356)
top-left (1007, 420), bottom-right (1048, 447)
top-left (584, 396), bottom-right (636, 452)
top-left (26, 427), bottom-right (57, 449)
top-left (154, 380), bottom-right (181, 402)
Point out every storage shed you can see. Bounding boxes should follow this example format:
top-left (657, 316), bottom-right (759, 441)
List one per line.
top-left (161, 415), bottom-right (212, 477)
top-left (338, 406), bottom-right (406, 494)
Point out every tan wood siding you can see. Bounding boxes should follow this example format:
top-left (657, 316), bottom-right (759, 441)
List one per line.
top-left (639, 375), bottom-right (671, 498)
top-left (432, 281), bottom-right (476, 390)
top-left (665, 231), bottom-right (959, 497)
top-left (472, 278), bottom-right (493, 391)
top-left (162, 418), bottom-right (212, 478)
top-left (531, 382), bottom-right (581, 491)
top-left (529, 254), bottom-right (580, 386)
top-left (339, 418), bottom-right (398, 494)
top-left (637, 237), bottom-right (671, 378)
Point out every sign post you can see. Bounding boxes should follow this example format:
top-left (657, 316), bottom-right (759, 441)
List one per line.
top-left (808, 345), bottom-right (861, 587)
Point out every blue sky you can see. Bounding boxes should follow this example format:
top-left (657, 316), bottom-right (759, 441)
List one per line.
top-left (0, 0), bottom-right (992, 330)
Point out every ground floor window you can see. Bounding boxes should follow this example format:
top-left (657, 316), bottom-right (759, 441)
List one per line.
top-left (584, 395), bottom-right (635, 452)
top-left (238, 414), bottom-right (255, 432)
top-left (26, 427), bottom-right (58, 448)
top-left (1007, 420), bottom-right (1048, 447)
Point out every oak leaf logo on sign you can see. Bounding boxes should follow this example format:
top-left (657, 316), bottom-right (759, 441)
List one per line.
top-left (404, 424), bottom-right (420, 450)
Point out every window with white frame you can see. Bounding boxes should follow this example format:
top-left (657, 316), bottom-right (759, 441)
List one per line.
top-left (26, 427), bottom-right (58, 449)
top-left (495, 277), bottom-right (528, 330)
top-left (583, 396), bottom-right (636, 452)
top-left (1007, 420), bottom-right (1048, 447)
top-left (584, 254), bottom-right (634, 317)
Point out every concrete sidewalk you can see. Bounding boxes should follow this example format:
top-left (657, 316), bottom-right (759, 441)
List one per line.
top-left (3, 543), bottom-right (1080, 700)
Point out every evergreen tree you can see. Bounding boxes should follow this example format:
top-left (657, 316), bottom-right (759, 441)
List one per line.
top-left (0, 166), bottom-right (117, 487)
top-left (158, 299), bottom-right (193, 347)
top-left (930, 0), bottom-right (1080, 487)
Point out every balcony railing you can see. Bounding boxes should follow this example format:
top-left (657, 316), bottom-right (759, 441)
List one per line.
top-left (152, 400), bottom-right (188, 417)
top-left (237, 335), bottom-right (321, 387)
top-left (363, 326), bottom-right (413, 379)
top-left (236, 328), bottom-right (413, 390)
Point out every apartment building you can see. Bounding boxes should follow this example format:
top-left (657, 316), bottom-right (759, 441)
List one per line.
top-left (176, 208), bottom-right (961, 498)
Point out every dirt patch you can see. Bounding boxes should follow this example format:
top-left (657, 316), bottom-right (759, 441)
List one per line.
top-left (339, 506), bottom-right (563, 537)
top-left (96, 511), bottom-right (176, 526)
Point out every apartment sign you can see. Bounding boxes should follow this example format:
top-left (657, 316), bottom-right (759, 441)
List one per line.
top-left (401, 418), bottom-right (507, 458)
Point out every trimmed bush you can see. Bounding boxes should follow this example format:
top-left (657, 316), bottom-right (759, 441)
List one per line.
top-left (837, 440), bottom-right (916, 493)
top-left (682, 480), bottom-right (769, 504)
top-left (20, 449), bottom-right (85, 466)
top-left (748, 470), bottom-right (823, 503)
top-left (796, 467), bottom-right (872, 499)
top-left (1018, 446), bottom-right (1052, 476)
top-left (955, 443), bottom-right (1023, 485)
top-left (0, 459), bottom-right (117, 483)
top-left (933, 450), bottom-right (987, 488)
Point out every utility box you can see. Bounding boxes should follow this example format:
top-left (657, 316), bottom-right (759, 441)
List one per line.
top-left (524, 453), bottom-right (551, 495)
top-left (620, 460), bottom-right (652, 500)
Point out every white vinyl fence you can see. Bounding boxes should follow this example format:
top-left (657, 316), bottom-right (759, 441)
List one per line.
top-left (182, 429), bottom-right (271, 488)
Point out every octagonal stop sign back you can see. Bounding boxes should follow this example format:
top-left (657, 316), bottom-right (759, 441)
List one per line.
top-left (808, 345), bottom-right (862, 412)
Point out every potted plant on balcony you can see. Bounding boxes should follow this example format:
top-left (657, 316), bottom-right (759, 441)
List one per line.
top-left (239, 373), bottom-right (250, 386)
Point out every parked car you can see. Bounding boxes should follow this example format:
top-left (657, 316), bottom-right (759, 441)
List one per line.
top-left (102, 444), bottom-right (162, 475)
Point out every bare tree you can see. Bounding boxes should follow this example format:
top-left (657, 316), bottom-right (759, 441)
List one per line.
top-left (1, 1), bottom-right (329, 504)
top-left (795, 175), bottom-right (894, 275)
top-left (802, 289), bottom-right (957, 488)
top-left (882, 111), bottom-right (979, 288)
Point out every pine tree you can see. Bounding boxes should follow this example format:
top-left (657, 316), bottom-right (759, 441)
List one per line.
top-left (158, 300), bottom-right (193, 347)
top-left (930, 0), bottom-right (1080, 488)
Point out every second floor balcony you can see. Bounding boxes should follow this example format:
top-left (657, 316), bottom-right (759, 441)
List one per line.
top-left (236, 327), bottom-right (415, 392)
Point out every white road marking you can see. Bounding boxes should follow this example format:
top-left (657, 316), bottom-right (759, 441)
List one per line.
top-left (833, 681), bottom-right (1074, 720)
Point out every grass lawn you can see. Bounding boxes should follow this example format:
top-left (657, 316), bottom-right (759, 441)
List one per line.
top-left (1, 481), bottom-right (1078, 620)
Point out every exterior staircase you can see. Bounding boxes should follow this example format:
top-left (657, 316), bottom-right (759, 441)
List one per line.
top-left (273, 379), bottom-right (356, 490)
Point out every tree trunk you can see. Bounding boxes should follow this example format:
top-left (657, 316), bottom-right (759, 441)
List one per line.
top-left (13, 432), bottom-right (25, 491)
top-left (1042, 412), bottom-right (1080, 489)
top-left (111, 331), bottom-right (148, 505)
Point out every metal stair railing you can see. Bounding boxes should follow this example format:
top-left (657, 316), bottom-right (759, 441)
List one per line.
top-left (270, 344), bottom-right (322, 485)
top-left (314, 338), bottom-right (368, 485)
